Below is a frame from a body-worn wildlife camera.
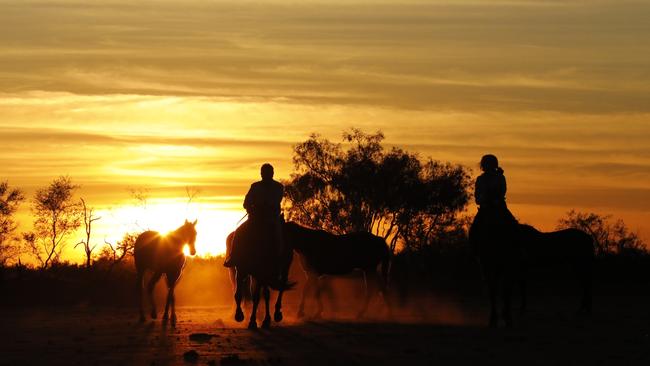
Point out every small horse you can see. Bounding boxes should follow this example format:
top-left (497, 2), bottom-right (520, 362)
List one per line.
top-left (517, 224), bottom-right (594, 314)
top-left (134, 219), bottom-right (197, 326)
top-left (283, 222), bottom-right (391, 319)
top-left (228, 220), bottom-right (294, 330)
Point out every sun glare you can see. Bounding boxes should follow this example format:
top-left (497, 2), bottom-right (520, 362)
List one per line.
top-left (96, 201), bottom-right (244, 257)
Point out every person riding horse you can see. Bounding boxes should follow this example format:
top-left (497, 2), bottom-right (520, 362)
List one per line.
top-left (470, 154), bottom-right (518, 251)
top-left (224, 163), bottom-right (284, 271)
top-left (469, 154), bottom-right (521, 327)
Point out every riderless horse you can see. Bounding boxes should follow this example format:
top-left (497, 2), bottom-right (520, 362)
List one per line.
top-left (517, 224), bottom-right (594, 314)
top-left (134, 219), bottom-right (197, 326)
top-left (283, 222), bottom-right (391, 319)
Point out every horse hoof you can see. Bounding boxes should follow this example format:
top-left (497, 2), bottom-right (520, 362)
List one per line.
top-left (274, 311), bottom-right (283, 322)
top-left (262, 318), bottom-right (271, 329)
top-left (248, 321), bottom-right (258, 330)
top-left (150, 312), bottom-right (157, 320)
top-left (235, 310), bottom-right (245, 323)
top-left (171, 317), bottom-right (177, 328)
top-left (162, 314), bottom-right (169, 321)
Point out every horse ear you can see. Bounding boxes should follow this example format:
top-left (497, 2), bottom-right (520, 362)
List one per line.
top-left (192, 219), bottom-right (198, 226)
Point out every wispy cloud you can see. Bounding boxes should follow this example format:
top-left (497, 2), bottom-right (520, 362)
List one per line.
top-left (1, 0), bottom-right (649, 112)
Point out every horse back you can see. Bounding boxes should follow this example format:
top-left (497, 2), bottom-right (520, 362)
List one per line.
top-left (301, 231), bottom-right (388, 275)
top-left (134, 230), bottom-right (185, 273)
top-left (544, 228), bottom-right (594, 257)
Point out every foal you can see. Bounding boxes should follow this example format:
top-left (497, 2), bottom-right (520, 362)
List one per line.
top-left (134, 219), bottom-right (197, 326)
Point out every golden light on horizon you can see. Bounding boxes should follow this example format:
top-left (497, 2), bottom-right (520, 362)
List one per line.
top-left (96, 202), bottom-right (244, 258)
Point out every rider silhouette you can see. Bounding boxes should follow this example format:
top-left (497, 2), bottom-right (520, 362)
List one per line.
top-left (224, 163), bottom-right (284, 268)
top-left (470, 154), bottom-right (517, 250)
top-left (244, 163), bottom-right (284, 222)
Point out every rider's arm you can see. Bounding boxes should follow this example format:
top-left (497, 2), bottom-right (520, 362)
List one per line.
top-left (243, 184), bottom-right (255, 210)
top-left (474, 176), bottom-right (484, 206)
top-left (499, 174), bottom-right (507, 200)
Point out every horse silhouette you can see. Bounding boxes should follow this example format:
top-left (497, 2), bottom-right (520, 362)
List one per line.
top-left (517, 224), bottom-right (594, 314)
top-left (134, 219), bottom-right (197, 326)
top-left (470, 214), bottom-right (520, 327)
top-left (472, 219), bottom-right (595, 327)
top-left (283, 222), bottom-right (391, 319)
top-left (227, 219), bottom-right (294, 330)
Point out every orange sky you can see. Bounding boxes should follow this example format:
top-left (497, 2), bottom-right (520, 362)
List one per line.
top-left (1, 0), bottom-right (649, 261)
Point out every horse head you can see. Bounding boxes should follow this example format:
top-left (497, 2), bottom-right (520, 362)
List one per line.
top-left (182, 219), bottom-right (198, 256)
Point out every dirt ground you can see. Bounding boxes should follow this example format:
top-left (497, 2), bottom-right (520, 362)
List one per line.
top-left (1, 294), bottom-right (649, 366)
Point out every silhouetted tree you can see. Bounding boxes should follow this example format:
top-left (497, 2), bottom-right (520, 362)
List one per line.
top-left (25, 176), bottom-right (82, 269)
top-left (185, 186), bottom-right (201, 206)
top-left (0, 181), bottom-right (25, 266)
top-left (98, 232), bottom-right (137, 275)
top-left (284, 129), bottom-right (471, 252)
top-left (75, 198), bottom-right (101, 268)
top-left (557, 210), bottom-right (647, 256)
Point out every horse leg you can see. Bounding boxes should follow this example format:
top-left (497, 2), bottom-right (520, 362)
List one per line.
top-left (502, 271), bottom-right (514, 328)
top-left (262, 286), bottom-right (272, 329)
top-left (274, 289), bottom-right (285, 322)
top-left (577, 259), bottom-right (593, 315)
top-left (136, 270), bottom-right (145, 322)
top-left (324, 278), bottom-right (339, 315)
top-left (164, 272), bottom-right (179, 327)
top-left (519, 265), bottom-right (528, 315)
top-left (357, 270), bottom-right (375, 319)
top-left (274, 260), bottom-right (290, 322)
top-left (162, 285), bottom-right (172, 322)
top-left (248, 278), bottom-right (260, 330)
top-left (147, 272), bottom-right (163, 319)
top-left (378, 251), bottom-right (392, 318)
top-left (297, 273), bottom-right (313, 319)
top-left (486, 268), bottom-right (499, 328)
top-left (170, 285), bottom-right (177, 326)
top-left (234, 270), bottom-right (245, 322)
top-left (314, 277), bottom-right (324, 319)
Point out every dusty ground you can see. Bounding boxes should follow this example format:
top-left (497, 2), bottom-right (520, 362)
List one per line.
top-left (1, 296), bottom-right (649, 366)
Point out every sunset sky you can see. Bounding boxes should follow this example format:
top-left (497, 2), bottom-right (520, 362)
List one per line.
top-left (1, 0), bottom-right (649, 261)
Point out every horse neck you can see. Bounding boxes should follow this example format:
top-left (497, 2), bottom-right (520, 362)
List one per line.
top-left (285, 223), bottom-right (311, 251)
top-left (168, 228), bottom-right (189, 251)
top-left (522, 225), bottom-right (544, 242)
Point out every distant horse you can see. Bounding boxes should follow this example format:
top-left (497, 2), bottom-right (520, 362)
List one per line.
top-left (283, 222), bottom-right (391, 319)
top-left (517, 224), bottom-right (594, 314)
top-left (134, 219), bottom-right (197, 326)
top-left (228, 219), bottom-right (294, 330)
